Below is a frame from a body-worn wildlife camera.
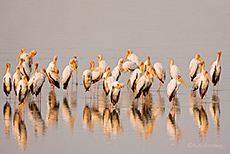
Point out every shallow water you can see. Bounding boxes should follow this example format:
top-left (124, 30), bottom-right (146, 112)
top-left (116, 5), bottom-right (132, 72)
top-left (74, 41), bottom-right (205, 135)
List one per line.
top-left (0, 0), bottom-right (230, 154)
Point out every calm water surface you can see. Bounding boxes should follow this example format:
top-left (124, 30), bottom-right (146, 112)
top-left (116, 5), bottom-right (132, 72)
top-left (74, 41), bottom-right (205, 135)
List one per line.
top-left (0, 0), bottom-right (230, 154)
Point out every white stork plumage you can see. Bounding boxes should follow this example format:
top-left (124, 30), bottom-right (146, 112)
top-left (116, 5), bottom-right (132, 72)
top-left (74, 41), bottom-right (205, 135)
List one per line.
top-left (124, 49), bottom-right (139, 65)
top-left (112, 58), bottom-right (123, 81)
top-left (129, 61), bottom-right (144, 92)
top-left (189, 54), bottom-right (202, 81)
top-left (18, 58), bottom-right (30, 81)
top-left (72, 56), bottom-right (78, 84)
top-left (192, 61), bottom-right (204, 92)
top-left (121, 61), bottom-right (139, 73)
top-left (109, 82), bottom-right (124, 105)
top-left (97, 54), bottom-right (107, 74)
top-left (210, 51), bottom-right (222, 89)
top-left (102, 68), bottom-right (115, 96)
top-left (3, 63), bottom-right (12, 97)
top-left (82, 63), bottom-right (92, 92)
top-left (167, 75), bottom-right (188, 102)
top-left (169, 58), bottom-right (180, 79)
top-left (16, 49), bottom-right (37, 71)
top-left (153, 62), bottom-right (166, 91)
top-left (134, 71), bottom-right (154, 100)
top-left (90, 61), bottom-right (103, 84)
top-left (144, 56), bottom-right (152, 72)
top-left (192, 61), bottom-right (211, 99)
top-left (33, 68), bottom-right (48, 97)
top-left (13, 66), bottom-right (21, 95)
top-left (29, 62), bottom-right (38, 94)
top-left (62, 59), bottom-right (77, 92)
top-left (47, 56), bottom-right (60, 89)
top-left (198, 70), bottom-right (211, 99)
top-left (16, 75), bottom-right (30, 104)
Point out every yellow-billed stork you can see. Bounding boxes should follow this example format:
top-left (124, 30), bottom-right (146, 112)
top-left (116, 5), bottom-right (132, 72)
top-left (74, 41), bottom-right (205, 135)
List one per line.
top-left (189, 54), bottom-right (202, 81)
top-left (3, 63), bottom-right (12, 97)
top-left (112, 58), bottom-right (123, 81)
top-left (124, 49), bottom-right (139, 65)
top-left (210, 51), bottom-right (222, 90)
top-left (16, 75), bottom-right (30, 104)
top-left (62, 59), bottom-right (77, 92)
top-left (167, 75), bottom-right (188, 102)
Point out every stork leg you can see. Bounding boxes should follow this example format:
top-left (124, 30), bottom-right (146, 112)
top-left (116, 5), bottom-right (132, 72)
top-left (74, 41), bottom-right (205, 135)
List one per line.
top-left (157, 82), bottom-right (162, 92)
top-left (66, 85), bottom-right (69, 98)
top-left (141, 93), bottom-right (144, 105)
top-left (127, 79), bottom-right (130, 86)
top-left (76, 70), bottom-right (78, 85)
top-left (217, 81), bottom-right (219, 92)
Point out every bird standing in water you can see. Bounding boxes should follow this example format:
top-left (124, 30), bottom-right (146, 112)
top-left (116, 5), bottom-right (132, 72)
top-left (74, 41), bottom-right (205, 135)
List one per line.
top-left (210, 51), bottom-right (222, 91)
top-left (3, 63), bottom-right (12, 98)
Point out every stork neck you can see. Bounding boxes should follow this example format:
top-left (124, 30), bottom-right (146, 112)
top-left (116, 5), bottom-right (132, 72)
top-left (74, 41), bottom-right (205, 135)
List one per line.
top-left (217, 54), bottom-right (220, 66)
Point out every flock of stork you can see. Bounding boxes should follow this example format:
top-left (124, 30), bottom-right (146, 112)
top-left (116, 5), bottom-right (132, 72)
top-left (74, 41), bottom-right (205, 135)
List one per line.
top-left (82, 49), bottom-right (222, 105)
top-left (3, 49), bottom-right (222, 106)
top-left (3, 49), bottom-right (78, 104)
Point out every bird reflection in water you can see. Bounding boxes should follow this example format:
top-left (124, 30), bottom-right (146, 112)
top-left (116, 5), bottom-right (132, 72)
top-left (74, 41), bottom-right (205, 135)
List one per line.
top-left (28, 100), bottom-right (46, 136)
top-left (166, 98), bottom-right (182, 143)
top-left (12, 109), bottom-right (28, 151)
top-left (102, 106), bottom-right (123, 139)
top-left (46, 90), bottom-right (59, 127)
top-left (82, 93), bottom-right (102, 133)
top-left (62, 96), bottom-right (76, 132)
top-left (209, 93), bottom-right (220, 136)
top-left (189, 91), bottom-right (209, 141)
top-left (3, 101), bottom-right (12, 139)
top-left (128, 93), bottom-right (156, 140)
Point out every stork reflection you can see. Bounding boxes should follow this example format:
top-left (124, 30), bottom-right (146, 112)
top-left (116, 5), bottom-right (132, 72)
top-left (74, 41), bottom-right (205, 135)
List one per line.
top-left (3, 101), bottom-right (12, 139)
top-left (189, 91), bottom-right (209, 141)
top-left (209, 93), bottom-right (220, 135)
top-left (12, 110), bottom-right (28, 151)
top-left (46, 90), bottom-right (59, 127)
top-left (28, 101), bottom-right (46, 136)
top-left (62, 96), bottom-right (76, 132)
top-left (166, 99), bottom-right (182, 143)
top-left (102, 106), bottom-right (122, 139)
top-left (128, 93), bottom-right (158, 140)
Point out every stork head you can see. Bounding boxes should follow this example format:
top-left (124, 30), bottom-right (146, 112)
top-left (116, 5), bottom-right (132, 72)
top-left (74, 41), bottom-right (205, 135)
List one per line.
top-left (195, 54), bottom-right (202, 62)
top-left (177, 75), bottom-right (188, 87)
top-left (16, 49), bottom-right (25, 61)
top-left (30, 50), bottom-right (37, 57)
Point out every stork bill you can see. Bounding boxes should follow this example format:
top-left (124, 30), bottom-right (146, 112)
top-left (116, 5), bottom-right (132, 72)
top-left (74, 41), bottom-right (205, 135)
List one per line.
top-left (167, 75), bottom-right (188, 102)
